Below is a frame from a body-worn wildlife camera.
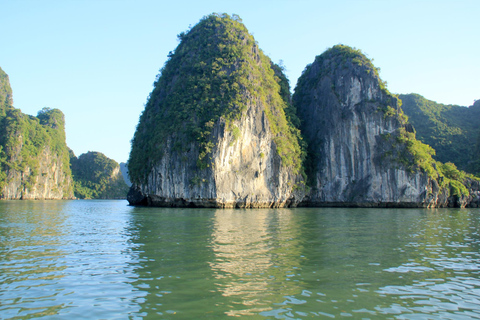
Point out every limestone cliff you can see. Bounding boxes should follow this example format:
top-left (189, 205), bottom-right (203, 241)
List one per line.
top-left (0, 67), bottom-right (74, 199)
top-left (128, 14), bottom-right (305, 207)
top-left (294, 45), bottom-right (449, 207)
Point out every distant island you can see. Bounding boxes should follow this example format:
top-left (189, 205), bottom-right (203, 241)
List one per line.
top-left (0, 67), bottom-right (128, 199)
top-left (70, 151), bottom-right (129, 199)
top-left (1, 13), bottom-right (478, 206)
top-left (400, 94), bottom-right (480, 174)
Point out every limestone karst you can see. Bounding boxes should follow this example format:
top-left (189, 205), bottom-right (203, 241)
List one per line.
top-left (127, 13), bottom-right (305, 208)
top-left (0, 67), bottom-right (74, 199)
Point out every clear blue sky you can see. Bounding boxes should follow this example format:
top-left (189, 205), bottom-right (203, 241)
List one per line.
top-left (1, 0), bottom-right (478, 163)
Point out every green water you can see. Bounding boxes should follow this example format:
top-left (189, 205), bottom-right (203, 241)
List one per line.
top-left (1, 201), bottom-right (479, 319)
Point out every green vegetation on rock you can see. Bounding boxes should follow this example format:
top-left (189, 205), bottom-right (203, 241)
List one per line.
top-left (294, 45), bottom-right (423, 181)
top-left (0, 67), bottom-right (13, 117)
top-left (295, 45), bottom-right (388, 98)
top-left (379, 94), bottom-right (479, 198)
top-left (400, 94), bottom-right (480, 173)
top-left (0, 107), bottom-right (74, 197)
top-left (470, 130), bottom-right (480, 176)
top-left (0, 67), bottom-right (73, 198)
top-left (293, 45), bottom-right (475, 200)
top-left (70, 151), bottom-right (129, 199)
top-left (128, 13), bottom-right (304, 184)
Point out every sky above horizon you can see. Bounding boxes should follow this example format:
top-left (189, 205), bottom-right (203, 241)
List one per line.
top-left (1, 0), bottom-right (479, 164)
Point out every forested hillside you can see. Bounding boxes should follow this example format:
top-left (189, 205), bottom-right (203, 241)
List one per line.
top-left (400, 94), bottom-right (480, 173)
top-left (70, 151), bottom-right (129, 199)
top-left (471, 131), bottom-right (480, 176)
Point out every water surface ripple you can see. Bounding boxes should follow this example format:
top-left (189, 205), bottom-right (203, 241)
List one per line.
top-left (0, 201), bottom-right (479, 319)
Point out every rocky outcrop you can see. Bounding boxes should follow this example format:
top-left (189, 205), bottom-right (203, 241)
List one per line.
top-left (127, 14), bottom-right (304, 207)
top-left (120, 162), bottom-right (131, 187)
top-left (131, 109), bottom-right (303, 208)
top-left (1, 146), bottom-right (73, 200)
top-left (461, 178), bottom-right (480, 208)
top-left (127, 18), bottom-right (478, 209)
top-left (293, 45), bottom-right (449, 208)
top-left (0, 67), bottom-right (74, 199)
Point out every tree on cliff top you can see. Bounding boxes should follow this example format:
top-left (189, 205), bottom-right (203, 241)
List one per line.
top-left (128, 13), bottom-right (304, 185)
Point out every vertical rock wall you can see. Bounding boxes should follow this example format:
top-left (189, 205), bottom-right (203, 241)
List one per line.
top-left (294, 45), bottom-right (447, 207)
top-left (130, 90), bottom-right (304, 208)
top-left (1, 146), bottom-right (74, 200)
top-left (128, 14), bottom-right (304, 207)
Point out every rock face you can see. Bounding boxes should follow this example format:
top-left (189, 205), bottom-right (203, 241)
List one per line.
top-left (0, 67), bottom-right (74, 199)
top-left (128, 14), bottom-right (304, 207)
top-left (461, 178), bottom-right (480, 208)
top-left (127, 19), bottom-right (478, 209)
top-left (293, 45), bottom-right (448, 207)
top-left (119, 162), bottom-right (131, 187)
top-left (1, 147), bottom-right (73, 200)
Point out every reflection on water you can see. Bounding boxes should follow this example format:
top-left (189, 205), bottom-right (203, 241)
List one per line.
top-left (0, 201), bottom-right (69, 318)
top-left (1, 202), bottom-right (480, 319)
top-left (209, 210), bottom-right (304, 316)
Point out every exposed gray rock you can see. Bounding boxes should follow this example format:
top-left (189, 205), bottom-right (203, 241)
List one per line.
top-left (127, 14), bottom-right (304, 208)
top-left (128, 100), bottom-right (304, 208)
top-left (1, 146), bottom-right (74, 200)
top-left (294, 45), bottom-right (449, 208)
top-left (0, 67), bottom-right (74, 200)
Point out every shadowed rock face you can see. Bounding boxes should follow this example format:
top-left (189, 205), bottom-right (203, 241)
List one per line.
top-left (294, 45), bottom-right (448, 207)
top-left (127, 14), bottom-right (304, 208)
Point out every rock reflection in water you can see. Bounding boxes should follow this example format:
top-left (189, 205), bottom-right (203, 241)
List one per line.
top-left (0, 201), bottom-right (69, 319)
top-left (209, 209), bottom-right (305, 316)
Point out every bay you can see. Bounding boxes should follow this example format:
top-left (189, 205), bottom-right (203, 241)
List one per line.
top-left (1, 200), bottom-right (480, 319)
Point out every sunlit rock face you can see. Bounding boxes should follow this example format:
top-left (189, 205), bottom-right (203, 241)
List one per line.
top-left (294, 45), bottom-right (447, 207)
top-left (127, 14), bottom-right (304, 208)
top-left (1, 147), bottom-right (74, 200)
top-left (0, 67), bottom-right (74, 200)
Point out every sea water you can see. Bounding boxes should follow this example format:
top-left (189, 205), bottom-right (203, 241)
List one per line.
top-left (1, 200), bottom-right (479, 319)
